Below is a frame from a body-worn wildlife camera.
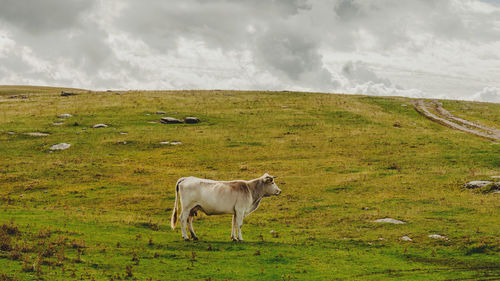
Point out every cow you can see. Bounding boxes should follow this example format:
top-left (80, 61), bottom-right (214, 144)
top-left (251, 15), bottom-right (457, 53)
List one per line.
top-left (170, 173), bottom-right (281, 241)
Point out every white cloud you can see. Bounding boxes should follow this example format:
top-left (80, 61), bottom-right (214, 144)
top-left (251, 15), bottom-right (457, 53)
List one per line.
top-left (0, 0), bottom-right (499, 103)
top-left (469, 87), bottom-right (500, 103)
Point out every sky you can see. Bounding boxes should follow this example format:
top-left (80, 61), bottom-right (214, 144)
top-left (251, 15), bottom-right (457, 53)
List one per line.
top-left (0, 0), bottom-right (499, 103)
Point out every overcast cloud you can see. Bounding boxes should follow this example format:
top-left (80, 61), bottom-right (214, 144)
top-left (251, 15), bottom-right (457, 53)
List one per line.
top-left (0, 0), bottom-right (499, 102)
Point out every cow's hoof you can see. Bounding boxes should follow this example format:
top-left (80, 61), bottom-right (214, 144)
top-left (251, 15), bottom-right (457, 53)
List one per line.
top-left (183, 237), bottom-right (190, 241)
top-left (192, 236), bottom-right (199, 241)
top-left (231, 237), bottom-right (237, 242)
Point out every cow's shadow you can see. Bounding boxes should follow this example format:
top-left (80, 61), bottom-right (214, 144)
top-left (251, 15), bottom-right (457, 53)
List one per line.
top-left (157, 239), bottom-right (286, 252)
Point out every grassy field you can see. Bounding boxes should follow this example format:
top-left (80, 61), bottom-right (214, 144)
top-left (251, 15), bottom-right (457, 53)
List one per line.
top-left (0, 86), bottom-right (499, 280)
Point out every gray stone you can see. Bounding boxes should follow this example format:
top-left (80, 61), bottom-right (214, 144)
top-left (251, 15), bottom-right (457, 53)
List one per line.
top-left (184, 117), bottom-right (200, 124)
top-left (170, 141), bottom-right (182, 145)
top-left (400, 236), bottom-right (412, 241)
top-left (464, 181), bottom-right (493, 189)
top-left (93, 124), bottom-right (108, 128)
top-left (428, 234), bottom-right (448, 240)
top-left (373, 218), bottom-right (406, 224)
top-left (53, 122), bottom-right (64, 126)
top-left (156, 111), bottom-right (166, 115)
top-left (26, 132), bottom-right (50, 137)
top-left (7, 131), bottom-right (15, 135)
top-left (161, 117), bottom-right (183, 124)
top-left (159, 141), bottom-right (170, 144)
top-left (9, 95), bottom-right (18, 98)
top-left (61, 91), bottom-right (77, 96)
top-left (119, 132), bottom-right (128, 135)
top-left (57, 113), bottom-right (72, 118)
top-left (50, 143), bottom-right (71, 150)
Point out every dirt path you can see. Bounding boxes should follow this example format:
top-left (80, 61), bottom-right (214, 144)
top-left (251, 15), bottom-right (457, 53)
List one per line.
top-left (413, 100), bottom-right (500, 141)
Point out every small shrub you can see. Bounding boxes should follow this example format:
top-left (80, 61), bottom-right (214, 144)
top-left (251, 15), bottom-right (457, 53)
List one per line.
top-left (37, 228), bottom-right (51, 239)
top-left (131, 252), bottom-right (139, 265)
top-left (21, 255), bottom-right (34, 272)
top-left (1, 222), bottom-right (21, 236)
top-left (125, 265), bottom-right (133, 278)
top-left (70, 239), bottom-right (86, 249)
top-left (0, 231), bottom-right (12, 251)
top-left (8, 249), bottom-right (22, 260)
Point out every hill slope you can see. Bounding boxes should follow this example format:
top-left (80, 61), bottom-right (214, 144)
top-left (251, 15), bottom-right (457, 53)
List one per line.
top-left (1, 87), bottom-right (499, 280)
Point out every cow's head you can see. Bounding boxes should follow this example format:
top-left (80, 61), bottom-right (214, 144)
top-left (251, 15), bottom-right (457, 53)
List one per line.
top-left (261, 173), bottom-right (281, 196)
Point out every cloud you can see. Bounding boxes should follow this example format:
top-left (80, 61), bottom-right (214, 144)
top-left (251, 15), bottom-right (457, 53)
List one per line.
top-left (470, 87), bottom-right (500, 103)
top-left (0, 0), bottom-right (499, 102)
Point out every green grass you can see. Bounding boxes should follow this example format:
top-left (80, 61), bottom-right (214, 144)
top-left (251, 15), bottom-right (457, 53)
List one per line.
top-left (0, 86), bottom-right (499, 280)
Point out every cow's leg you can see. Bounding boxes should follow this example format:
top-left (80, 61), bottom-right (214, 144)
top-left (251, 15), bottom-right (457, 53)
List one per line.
top-left (235, 211), bottom-right (245, 241)
top-left (179, 208), bottom-right (190, 241)
top-left (231, 215), bottom-right (237, 241)
top-left (187, 215), bottom-right (198, 240)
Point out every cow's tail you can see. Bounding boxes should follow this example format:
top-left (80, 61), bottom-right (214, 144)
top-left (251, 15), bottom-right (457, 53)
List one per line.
top-left (170, 178), bottom-right (184, 230)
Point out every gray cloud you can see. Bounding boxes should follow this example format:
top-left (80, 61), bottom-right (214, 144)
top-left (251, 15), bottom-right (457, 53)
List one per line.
top-left (0, 0), bottom-right (499, 102)
top-left (0, 0), bottom-right (94, 34)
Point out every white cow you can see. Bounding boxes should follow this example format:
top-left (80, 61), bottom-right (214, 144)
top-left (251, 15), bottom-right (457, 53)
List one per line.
top-left (170, 173), bottom-right (281, 241)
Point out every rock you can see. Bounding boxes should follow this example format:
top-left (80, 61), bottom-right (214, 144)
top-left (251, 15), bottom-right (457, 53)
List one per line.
top-left (401, 104), bottom-right (407, 107)
top-left (400, 236), bottom-right (413, 241)
top-left (61, 91), bottom-right (77, 96)
top-left (491, 176), bottom-right (500, 179)
top-left (119, 132), bottom-right (128, 135)
top-left (148, 121), bottom-right (159, 124)
top-left (428, 234), bottom-right (448, 240)
top-left (73, 122), bottom-right (79, 126)
top-left (50, 143), bottom-right (71, 150)
top-left (464, 181), bottom-right (493, 189)
top-left (7, 131), bottom-right (15, 135)
top-left (170, 141), bottom-right (182, 145)
top-left (53, 122), bottom-right (64, 126)
top-left (93, 124), bottom-right (108, 128)
top-left (159, 141), bottom-right (170, 144)
top-left (57, 114), bottom-right (72, 118)
top-left (115, 141), bottom-right (127, 145)
top-left (156, 111), bottom-right (166, 115)
top-left (184, 117), bottom-right (200, 124)
top-left (373, 218), bottom-right (406, 224)
top-left (9, 95), bottom-right (18, 98)
top-left (160, 117), bottom-right (183, 124)
top-left (26, 132), bottom-right (50, 137)
top-left (393, 121), bottom-right (402, 128)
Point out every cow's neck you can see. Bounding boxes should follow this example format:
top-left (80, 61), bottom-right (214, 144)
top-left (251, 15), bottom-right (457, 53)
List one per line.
top-left (247, 178), bottom-right (265, 204)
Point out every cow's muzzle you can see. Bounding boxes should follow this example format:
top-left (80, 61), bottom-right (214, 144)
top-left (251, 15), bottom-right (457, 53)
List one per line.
top-left (275, 190), bottom-right (281, 196)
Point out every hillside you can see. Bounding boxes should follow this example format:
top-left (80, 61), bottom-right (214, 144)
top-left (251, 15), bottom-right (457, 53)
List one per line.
top-left (0, 86), bottom-right (499, 280)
